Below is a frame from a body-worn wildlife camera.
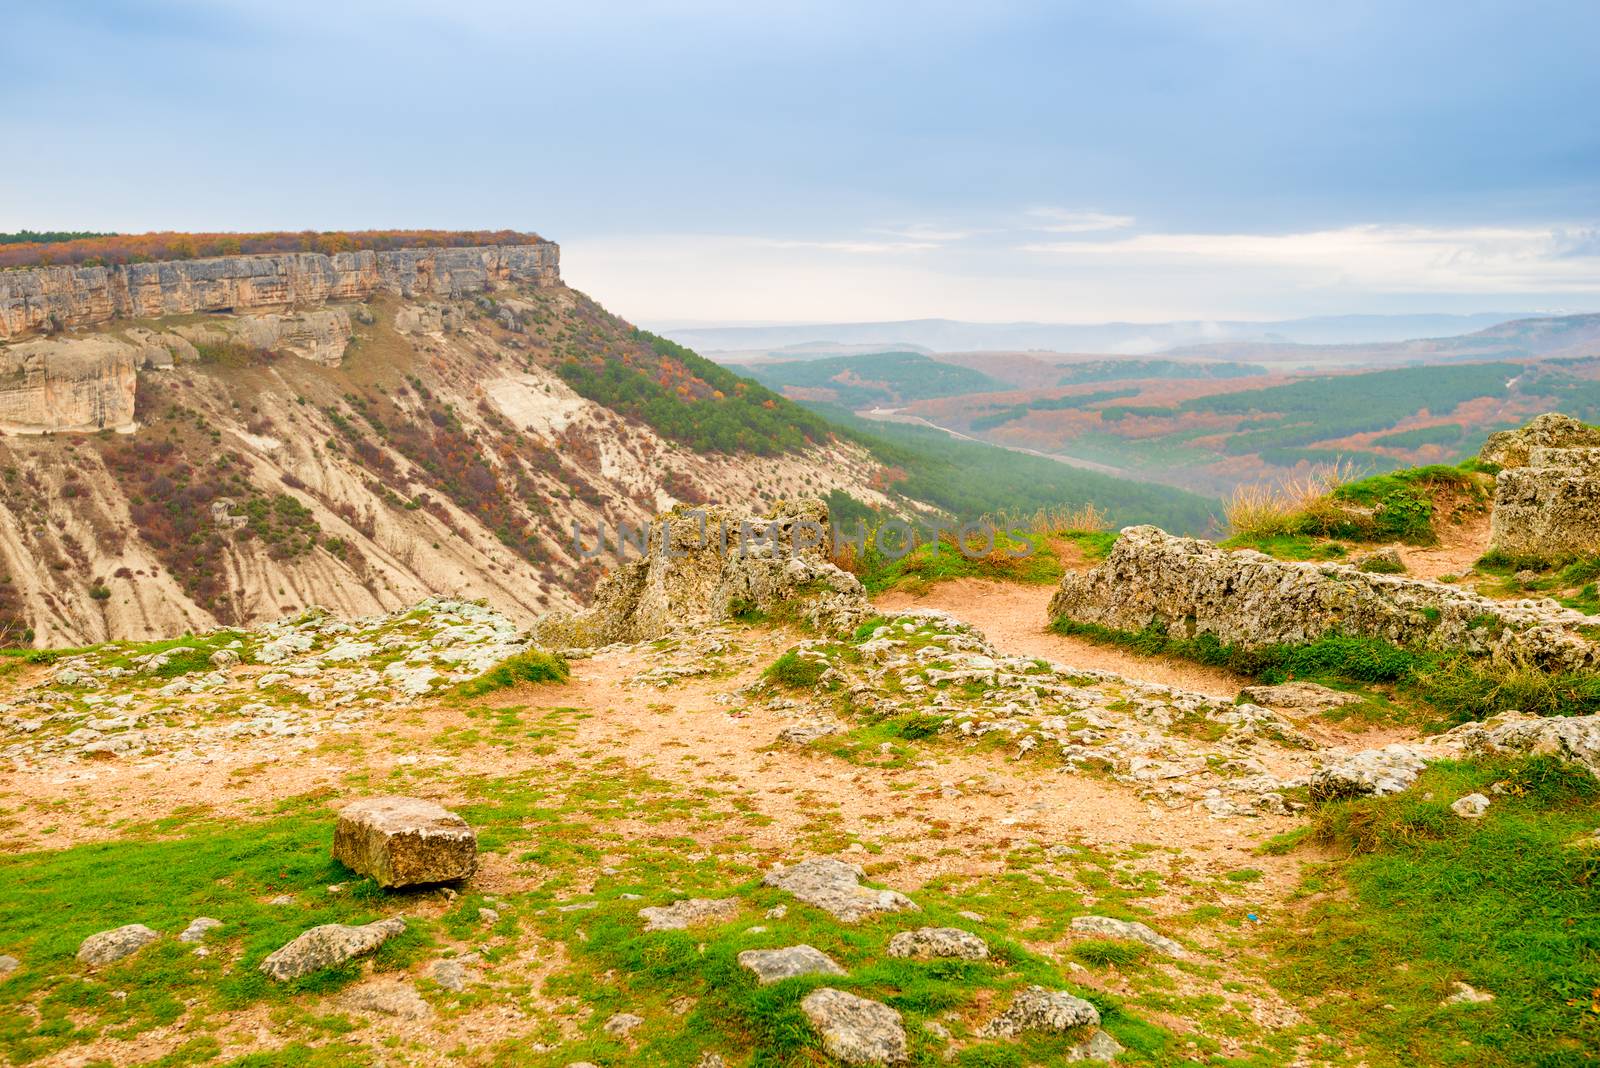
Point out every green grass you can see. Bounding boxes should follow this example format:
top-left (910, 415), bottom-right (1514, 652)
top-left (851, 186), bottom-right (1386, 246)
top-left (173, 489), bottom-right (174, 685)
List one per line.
top-left (456, 650), bottom-right (570, 696)
top-left (1219, 533), bottom-right (1349, 561)
top-left (764, 650), bottom-right (829, 689)
top-left (1271, 755), bottom-right (1600, 1066)
top-left (853, 531), bottom-right (1065, 595)
top-left (0, 813), bottom-right (429, 1063)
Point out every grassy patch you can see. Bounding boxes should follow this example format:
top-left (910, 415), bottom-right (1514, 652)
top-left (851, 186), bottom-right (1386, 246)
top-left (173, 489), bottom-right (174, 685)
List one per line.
top-left (852, 530), bottom-right (1065, 595)
top-left (1271, 755), bottom-right (1600, 1066)
top-left (456, 650), bottom-right (569, 697)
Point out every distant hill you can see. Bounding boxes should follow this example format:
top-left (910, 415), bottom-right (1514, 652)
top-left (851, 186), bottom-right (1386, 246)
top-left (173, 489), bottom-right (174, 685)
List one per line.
top-left (664, 312), bottom-right (1532, 358)
top-left (733, 351), bottom-right (1009, 408)
top-left (1165, 312), bottom-right (1600, 366)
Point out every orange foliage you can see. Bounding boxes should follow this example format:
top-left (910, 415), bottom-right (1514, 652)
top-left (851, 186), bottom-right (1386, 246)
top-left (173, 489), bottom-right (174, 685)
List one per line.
top-left (0, 229), bottom-right (544, 270)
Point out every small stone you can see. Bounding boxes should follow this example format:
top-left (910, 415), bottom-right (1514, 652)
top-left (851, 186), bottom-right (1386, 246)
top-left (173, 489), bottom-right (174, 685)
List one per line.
top-left (763, 858), bottom-right (918, 923)
top-left (429, 958), bottom-right (477, 992)
top-left (259, 917), bottom-right (406, 982)
top-left (1067, 1028), bottom-right (1126, 1062)
top-left (1451, 793), bottom-right (1491, 819)
top-left (765, 905), bottom-right (788, 919)
top-left (1443, 981), bottom-right (1495, 1005)
top-left (979, 985), bottom-right (1100, 1038)
top-left (604, 1012), bottom-right (644, 1037)
top-left (331, 796), bottom-right (477, 888)
top-left (886, 927), bottom-right (989, 961)
top-left (0, 955), bottom-right (19, 979)
top-left (1069, 915), bottom-right (1187, 959)
top-left (268, 895), bottom-right (294, 906)
top-left (338, 981), bottom-right (432, 1019)
top-left (478, 907), bottom-right (501, 924)
top-left (178, 917), bottom-right (222, 943)
top-left (77, 924), bottom-right (159, 966)
top-left (738, 944), bottom-right (847, 984)
top-left (639, 897), bottom-right (740, 931)
top-left (800, 987), bottom-right (908, 1064)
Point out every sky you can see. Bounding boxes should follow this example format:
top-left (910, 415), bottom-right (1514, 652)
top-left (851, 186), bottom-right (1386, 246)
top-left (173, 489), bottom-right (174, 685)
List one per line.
top-left (3, 0), bottom-right (1598, 325)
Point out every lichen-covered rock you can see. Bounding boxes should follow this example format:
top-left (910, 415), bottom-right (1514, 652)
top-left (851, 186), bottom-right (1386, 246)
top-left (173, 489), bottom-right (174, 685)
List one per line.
top-left (1480, 413), bottom-right (1600, 469)
top-left (978, 985), bottom-right (1101, 1038)
top-left (638, 897), bottom-right (740, 931)
top-left (1308, 744), bottom-right (1430, 800)
top-left (178, 917), bottom-right (222, 943)
top-left (800, 988), bottom-right (908, 1064)
top-left (885, 927), bottom-right (989, 960)
top-left (1049, 526), bottom-right (1600, 673)
top-left (737, 944), bottom-right (846, 984)
top-left (1445, 711), bottom-right (1600, 774)
top-left (332, 797), bottom-right (477, 887)
top-left (1068, 1028), bottom-right (1126, 1062)
top-left (1070, 915), bottom-right (1187, 959)
top-left (536, 499), bottom-right (870, 647)
top-left (259, 917), bottom-right (406, 981)
top-left (76, 924), bottom-right (159, 966)
top-left (1489, 443), bottom-right (1600, 560)
top-left (763, 858), bottom-right (918, 923)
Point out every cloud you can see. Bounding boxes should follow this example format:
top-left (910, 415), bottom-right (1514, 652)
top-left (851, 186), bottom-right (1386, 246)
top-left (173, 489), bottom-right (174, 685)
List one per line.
top-left (1024, 208), bottom-right (1137, 233)
top-left (1018, 223), bottom-right (1600, 294)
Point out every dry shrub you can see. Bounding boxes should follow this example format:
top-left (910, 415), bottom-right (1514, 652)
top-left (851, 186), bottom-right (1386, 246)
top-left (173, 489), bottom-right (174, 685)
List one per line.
top-left (1225, 461), bottom-right (1363, 539)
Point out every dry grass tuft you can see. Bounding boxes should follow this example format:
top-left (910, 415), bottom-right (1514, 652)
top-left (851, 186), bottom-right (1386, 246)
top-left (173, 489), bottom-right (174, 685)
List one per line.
top-left (1225, 461), bottom-right (1363, 539)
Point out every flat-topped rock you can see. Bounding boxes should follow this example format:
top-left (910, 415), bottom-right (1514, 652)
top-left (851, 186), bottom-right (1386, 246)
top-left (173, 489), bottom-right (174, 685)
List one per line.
top-left (800, 987), bottom-right (908, 1064)
top-left (332, 796), bottom-right (477, 887)
top-left (737, 944), bottom-right (846, 984)
top-left (1238, 682), bottom-right (1363, 712)
top-left (763, 858), bottom-right (918, 923)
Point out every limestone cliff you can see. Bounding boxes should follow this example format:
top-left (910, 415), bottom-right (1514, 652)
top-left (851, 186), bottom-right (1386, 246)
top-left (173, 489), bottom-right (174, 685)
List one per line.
top-left (0, 337), bottom-right (138, 432)
top-left (0, 243), bottom-right (559, 340)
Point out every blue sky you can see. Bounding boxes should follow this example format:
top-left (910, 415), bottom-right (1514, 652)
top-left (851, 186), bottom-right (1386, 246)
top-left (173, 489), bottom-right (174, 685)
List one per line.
top-left (4, 1), bottom-right (1597, 323)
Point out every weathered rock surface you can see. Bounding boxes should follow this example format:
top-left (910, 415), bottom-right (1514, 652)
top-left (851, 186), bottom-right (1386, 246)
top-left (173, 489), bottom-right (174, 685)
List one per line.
top-left (1447, 711), bottom-right (1600, 773)
top-left (1490, 442), bottom-right (1600, 561)
top-left (1070, 915), bottom-right (1187, 959)
top-left (178, 917), bottom-right (222, 943)
top-left (1308, 744), bottom-right (1431, 800)
top-left (259, 917), bottom-right (406, 981)
top-left (1237, 682), bottom-right (1363, 712)
top-left (0, 244), bottom-right (560, 340)
top-left (1068, 1028), bottom-right (1126, 1061)
top-left (638, 897), bottom-right (740, 931)
top-left (332, 797), bottom-right (477, 887)
top-left (978, 985), bottom-right (1101, 1038)
top-left (1451, 793), bottom-right (1491, 818)
top-left (1443, 981), bottom-right (1496, 1005)
top-left (763, 858), bottom-right (918, 923)
top-left (536, 499), bottom-right (871, 647)
top-left (0, 336), bottom-right (137, 431)
top-left (76, 924), bottom-right (159, 966)
top-left (1049, 526), bottom-right (1600, 672)
top-left (800, 987), bottom-right (908, 1065)
top-left (1480, 413), bottom-right (1600, 469)
top-left (737, 944), bottom-right (846, 984)
top-left (604, 1012), bottom-right (644, 1037)
top-left (175, 309), bottom-right (353, 367)
top-left (885, 927), bottom-right (989, 960)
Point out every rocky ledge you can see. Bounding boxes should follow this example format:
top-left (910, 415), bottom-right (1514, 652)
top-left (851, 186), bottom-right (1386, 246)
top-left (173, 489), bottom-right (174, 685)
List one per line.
top-left (1049, 525), bottom-right (1600, 672)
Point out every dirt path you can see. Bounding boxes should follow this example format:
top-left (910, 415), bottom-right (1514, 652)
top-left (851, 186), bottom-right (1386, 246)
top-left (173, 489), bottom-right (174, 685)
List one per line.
top-left (1403, 510), bottom-right (1491, 582)
top-left (875, 578), bottom-right (1251, 700)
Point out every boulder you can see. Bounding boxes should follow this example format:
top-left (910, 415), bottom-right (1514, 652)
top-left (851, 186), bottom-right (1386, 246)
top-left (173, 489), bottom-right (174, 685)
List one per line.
top-left (800, 987), bottom-right (908, 1065)
top-left (1069, 915), bottom-right (1187, 959)
top-left (76, 924), bottom-right (159, 966)
top-left (332, 797), bottom-right (477, 887)
top-left (978, 985), bottom-right (1100, 1038)
top-left (1068, 1028), bottom-right (1126, 1062)
top-left (737, 945), bottom-right (846, 984)
top-left (178, 917), bottom-right (223, 943)
top-left (1308, 744), bottom-right (1430, 800)
top-left (763, 858), bottom-right (918, 923)
top-left (604, 1012), bottom-right (644, 1037)
top-left (885, 927), bottom-right (989, 960)
top-left (1446, 712), bottom-right (1600, 776)
top-left (259, 917), bottom-right (406, 981)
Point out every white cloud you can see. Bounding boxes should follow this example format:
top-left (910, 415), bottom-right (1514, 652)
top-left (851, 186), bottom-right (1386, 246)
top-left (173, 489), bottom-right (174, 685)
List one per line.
top-left (1024, 208), bottom-right (1137, 233)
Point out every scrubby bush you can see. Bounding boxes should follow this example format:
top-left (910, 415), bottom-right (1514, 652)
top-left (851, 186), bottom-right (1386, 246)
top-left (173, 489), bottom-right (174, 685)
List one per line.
top-left (457, 650), bottom-right (570, 696)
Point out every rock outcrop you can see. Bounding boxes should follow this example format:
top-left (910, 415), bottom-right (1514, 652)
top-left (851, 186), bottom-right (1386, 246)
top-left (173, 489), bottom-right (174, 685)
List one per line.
top-left (0, 243), bottom-right (559, 340)
top-left (1486, 416), bottom-right (1600, 561)
top-left (1049, 526), bottom-right (1600, 672)
top-left (0, 336), bottom-right (138, 431)
top-left (174, 308), bottom-right (353, 367)
top-left (535, 499), bottom-right (871, 647)
top-left (259, 917), bottom-right (406, 981)
top-left (331, 797), bottom-right (477, 887)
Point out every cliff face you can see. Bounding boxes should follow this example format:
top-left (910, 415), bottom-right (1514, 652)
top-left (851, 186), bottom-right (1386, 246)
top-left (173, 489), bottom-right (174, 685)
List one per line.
top-left (0, 243), bottom-right (559, 340)
top-left (0, 337), bottom-right (138, 432)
